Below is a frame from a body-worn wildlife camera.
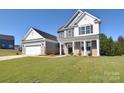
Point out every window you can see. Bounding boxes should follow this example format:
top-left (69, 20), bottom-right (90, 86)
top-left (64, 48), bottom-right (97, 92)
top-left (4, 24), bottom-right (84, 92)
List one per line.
top-left (79, 27), bottom-right (85, 35)
top-left (9, 44), bottom-right (13, 48)
top-left (92, 40), bottom-right (97, 49)
top-left (66, 28), bottom-right (74, 38)
top-left (86, 26), bottom-right (91, 34)
top-left (86, 41), bottom-right (91, 51)
top-left (79, 25), bottom-right (93, 35)
top-left (58, 31), bottom-right (64, 39)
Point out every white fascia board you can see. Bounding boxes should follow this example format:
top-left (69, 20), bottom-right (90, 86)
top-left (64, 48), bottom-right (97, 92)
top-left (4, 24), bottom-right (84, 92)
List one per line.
top-left (84, 11), bottom-right (101, 21)
top-left (58, 25), bottom-right (78, 31)
top-left (22, 27), bottom-right (34, 41)
top-left (23, 27), bottom-right (45, 41)
top-left (63, 9), bottom-right (83, 28)
top-left (75, 11), bottom-right (101, 25)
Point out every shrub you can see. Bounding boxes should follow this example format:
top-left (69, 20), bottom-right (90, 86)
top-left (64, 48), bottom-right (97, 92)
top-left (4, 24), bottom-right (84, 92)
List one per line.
top-left (16, 52), bottom-right (19, 55)
top-left (100, 33), bottom-right (124, 56)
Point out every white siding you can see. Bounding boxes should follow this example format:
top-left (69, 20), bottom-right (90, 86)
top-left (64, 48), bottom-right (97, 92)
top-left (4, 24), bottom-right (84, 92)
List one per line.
top-left (25, 29), bottom-right (44, 40)
top-left (23, 41), bottom-right (44, 46)
top-left (74, 14), bottom-right (99, 37)
top-left (74, 27), bottom-right (79, 37)
top-left (62, 14), bottom-right (100, 38)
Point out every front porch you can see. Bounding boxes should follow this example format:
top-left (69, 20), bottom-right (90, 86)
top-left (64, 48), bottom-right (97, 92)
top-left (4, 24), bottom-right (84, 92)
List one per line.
top-left (59, 39), bottom-right (100, 56)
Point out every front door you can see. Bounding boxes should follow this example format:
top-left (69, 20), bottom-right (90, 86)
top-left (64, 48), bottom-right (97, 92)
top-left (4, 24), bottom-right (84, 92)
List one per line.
top-left (67, 43), bottom-right (73, 54)
top-left (68, 47), bottom-right (72, 54)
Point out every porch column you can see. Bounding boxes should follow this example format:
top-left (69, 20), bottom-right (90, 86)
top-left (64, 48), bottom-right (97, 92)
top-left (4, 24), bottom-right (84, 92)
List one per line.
top-left (64, 43), bottom-right (67, 55)
top-left (72, 41), bottom-right (75, 55)
top-left (97, 39), bottom-right (100, 56)
top-left (84, 40), bottom-right (86, 56)
top-left (59, 43), bottom-right (62, 55)
top-left (80, 41), bottom-right (81, 51)
top-left (79, 42), bottom-right (82, 55)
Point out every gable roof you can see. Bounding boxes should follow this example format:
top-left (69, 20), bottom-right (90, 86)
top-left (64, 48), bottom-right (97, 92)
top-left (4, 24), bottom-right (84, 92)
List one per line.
top-left (32, 27), bottom-right (57, 41)
top-left (64, 9), bottom-right (83, 28)
top-left (0, 34), bottom-right (14, 40)
top-left (58, 9), bottom-right (101, 31)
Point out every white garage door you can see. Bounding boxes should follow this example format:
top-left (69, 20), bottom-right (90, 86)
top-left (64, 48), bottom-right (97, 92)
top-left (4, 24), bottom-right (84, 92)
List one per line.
top-left (25, 46), bottom-right (42, 55)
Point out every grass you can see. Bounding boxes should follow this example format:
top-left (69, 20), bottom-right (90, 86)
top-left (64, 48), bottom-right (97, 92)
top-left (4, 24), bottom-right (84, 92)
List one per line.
top-left (0, 56), bottom-right (124, 83)
top-left (0, 49), bottom-right (21, 56)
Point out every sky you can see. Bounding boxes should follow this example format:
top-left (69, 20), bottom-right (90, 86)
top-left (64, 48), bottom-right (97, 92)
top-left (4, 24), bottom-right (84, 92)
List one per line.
top-left (0, 9), bottom-right (124, 45)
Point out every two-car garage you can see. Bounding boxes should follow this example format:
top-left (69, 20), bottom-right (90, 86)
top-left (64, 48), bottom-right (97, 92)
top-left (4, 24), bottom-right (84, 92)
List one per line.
top-left (22, 27), bottom-right (58, 56)
top-left (25, 46), bottom-right (42, 55)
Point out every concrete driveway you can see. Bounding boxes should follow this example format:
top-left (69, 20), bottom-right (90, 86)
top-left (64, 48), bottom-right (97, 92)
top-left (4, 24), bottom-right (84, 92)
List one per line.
top-left (0, 55), bottom-right (27, 61)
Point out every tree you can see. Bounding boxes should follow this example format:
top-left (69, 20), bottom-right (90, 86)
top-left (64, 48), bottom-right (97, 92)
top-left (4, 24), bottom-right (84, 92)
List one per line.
top-left (118, 36), bottom-right (124, 42)
top-left (100, 33), bottom-right (124, 56)
top-left (99, 33), bottom-right (108, 55)
top-left (105, 37), bottom-right (114, 56)
top-left (117, 36), bottom-right (124, 55)
top-left (113, 42), bottom-right (123, 56)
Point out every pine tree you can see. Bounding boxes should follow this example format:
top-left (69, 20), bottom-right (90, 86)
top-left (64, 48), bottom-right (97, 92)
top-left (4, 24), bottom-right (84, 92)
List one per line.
top-left (99, 33), bottom-right (108, 55)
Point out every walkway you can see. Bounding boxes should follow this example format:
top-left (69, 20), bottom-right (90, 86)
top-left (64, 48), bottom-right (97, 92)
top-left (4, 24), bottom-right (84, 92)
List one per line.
top-left (0, 55), bottom-right (27, 61)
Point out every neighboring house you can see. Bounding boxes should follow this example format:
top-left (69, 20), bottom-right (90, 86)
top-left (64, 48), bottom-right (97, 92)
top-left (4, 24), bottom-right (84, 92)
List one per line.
top-left (22, 27), bottom-right (58, 55)
top-left (0, 34), bottom-right (14, 49)
top-left (57, 10), bottom-right (101, 56)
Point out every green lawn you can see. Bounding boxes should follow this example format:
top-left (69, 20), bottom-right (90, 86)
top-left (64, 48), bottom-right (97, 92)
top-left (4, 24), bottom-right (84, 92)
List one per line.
top-left (0, 49), bottom-right (21, 56)
top-left (0, 56), bottom-right (124, 83)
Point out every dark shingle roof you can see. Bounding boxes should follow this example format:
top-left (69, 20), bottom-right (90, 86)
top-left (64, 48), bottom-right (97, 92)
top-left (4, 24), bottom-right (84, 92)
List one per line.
top-left (0, 34), bottom-right (14, 40)
top-left (32, 27), bottom-right (57, 41)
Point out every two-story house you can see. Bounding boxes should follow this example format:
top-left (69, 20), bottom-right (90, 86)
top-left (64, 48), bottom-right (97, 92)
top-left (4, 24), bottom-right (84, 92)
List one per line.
top-left (57, 10), bottom-right (101, 56)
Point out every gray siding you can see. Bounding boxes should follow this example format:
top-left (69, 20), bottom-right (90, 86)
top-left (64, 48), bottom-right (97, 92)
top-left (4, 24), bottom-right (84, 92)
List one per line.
top-left (58, 34), bottom-right (99, 44)
top-left (46, 41), bottom-right (59, 55)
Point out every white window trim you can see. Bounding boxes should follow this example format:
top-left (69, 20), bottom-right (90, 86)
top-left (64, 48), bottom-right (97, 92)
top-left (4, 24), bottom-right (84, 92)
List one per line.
top-left (79, 26), bottom-right (85, 35)
top-left (79, 24), bottom-right (93, 35)
top-left (66, 28), bottom-right (74, 38)
top-left (58, 31), bottom-right (64, 39)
